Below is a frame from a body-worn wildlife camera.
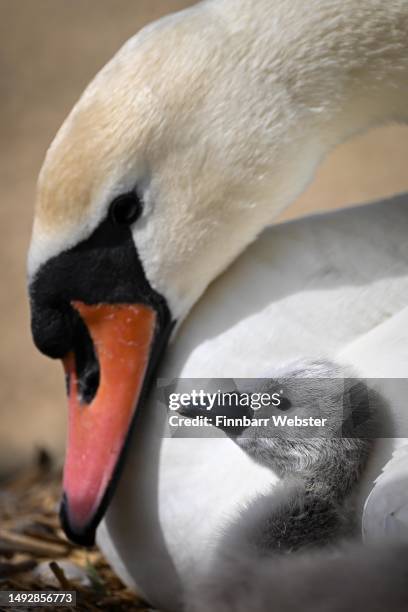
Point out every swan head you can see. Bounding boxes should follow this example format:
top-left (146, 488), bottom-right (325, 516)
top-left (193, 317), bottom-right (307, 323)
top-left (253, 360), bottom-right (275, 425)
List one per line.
top-left (28, 7), bottom-right (315, 546)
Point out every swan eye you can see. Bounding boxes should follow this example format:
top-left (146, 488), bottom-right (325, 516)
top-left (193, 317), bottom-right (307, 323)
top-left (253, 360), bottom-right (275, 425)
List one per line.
top-left (109, 192), bottom-right (142, 226)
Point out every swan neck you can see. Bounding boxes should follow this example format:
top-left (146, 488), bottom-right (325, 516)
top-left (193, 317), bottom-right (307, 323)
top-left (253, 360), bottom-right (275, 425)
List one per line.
top-left (219, 0), bottom-right (408, 219)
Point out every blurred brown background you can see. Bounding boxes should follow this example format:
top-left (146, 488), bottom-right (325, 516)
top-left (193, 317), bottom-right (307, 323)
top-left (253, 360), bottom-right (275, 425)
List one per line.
top-left (1, 0), bottom-right (408, 475)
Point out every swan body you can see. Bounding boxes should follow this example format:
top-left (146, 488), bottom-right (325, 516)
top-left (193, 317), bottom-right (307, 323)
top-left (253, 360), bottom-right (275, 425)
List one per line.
top-left (27, 1), bottom-right (408, 610)
top-left (98, 195), bottom-right (408, 608)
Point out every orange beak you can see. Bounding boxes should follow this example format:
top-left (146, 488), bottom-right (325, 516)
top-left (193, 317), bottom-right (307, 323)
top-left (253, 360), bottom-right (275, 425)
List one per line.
top-left (60, 301), bottom-right (156, 545)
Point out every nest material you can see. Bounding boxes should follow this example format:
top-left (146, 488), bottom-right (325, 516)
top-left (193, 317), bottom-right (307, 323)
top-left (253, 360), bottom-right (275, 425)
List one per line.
top-left (0, 452), bottom-right (149, 611)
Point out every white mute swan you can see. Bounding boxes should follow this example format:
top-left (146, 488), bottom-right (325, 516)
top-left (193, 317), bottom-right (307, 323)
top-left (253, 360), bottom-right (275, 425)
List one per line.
top-left (28, 1), bottom-right (408, 609)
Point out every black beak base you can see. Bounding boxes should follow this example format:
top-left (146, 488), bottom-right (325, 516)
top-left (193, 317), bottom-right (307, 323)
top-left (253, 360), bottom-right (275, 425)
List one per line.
top-left (29, 216), bottom-right (175, 547)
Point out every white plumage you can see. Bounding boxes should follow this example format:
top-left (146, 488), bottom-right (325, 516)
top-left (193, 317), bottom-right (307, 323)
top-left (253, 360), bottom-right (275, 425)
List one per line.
top-left (99, 194), bottom-right (408, 608)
